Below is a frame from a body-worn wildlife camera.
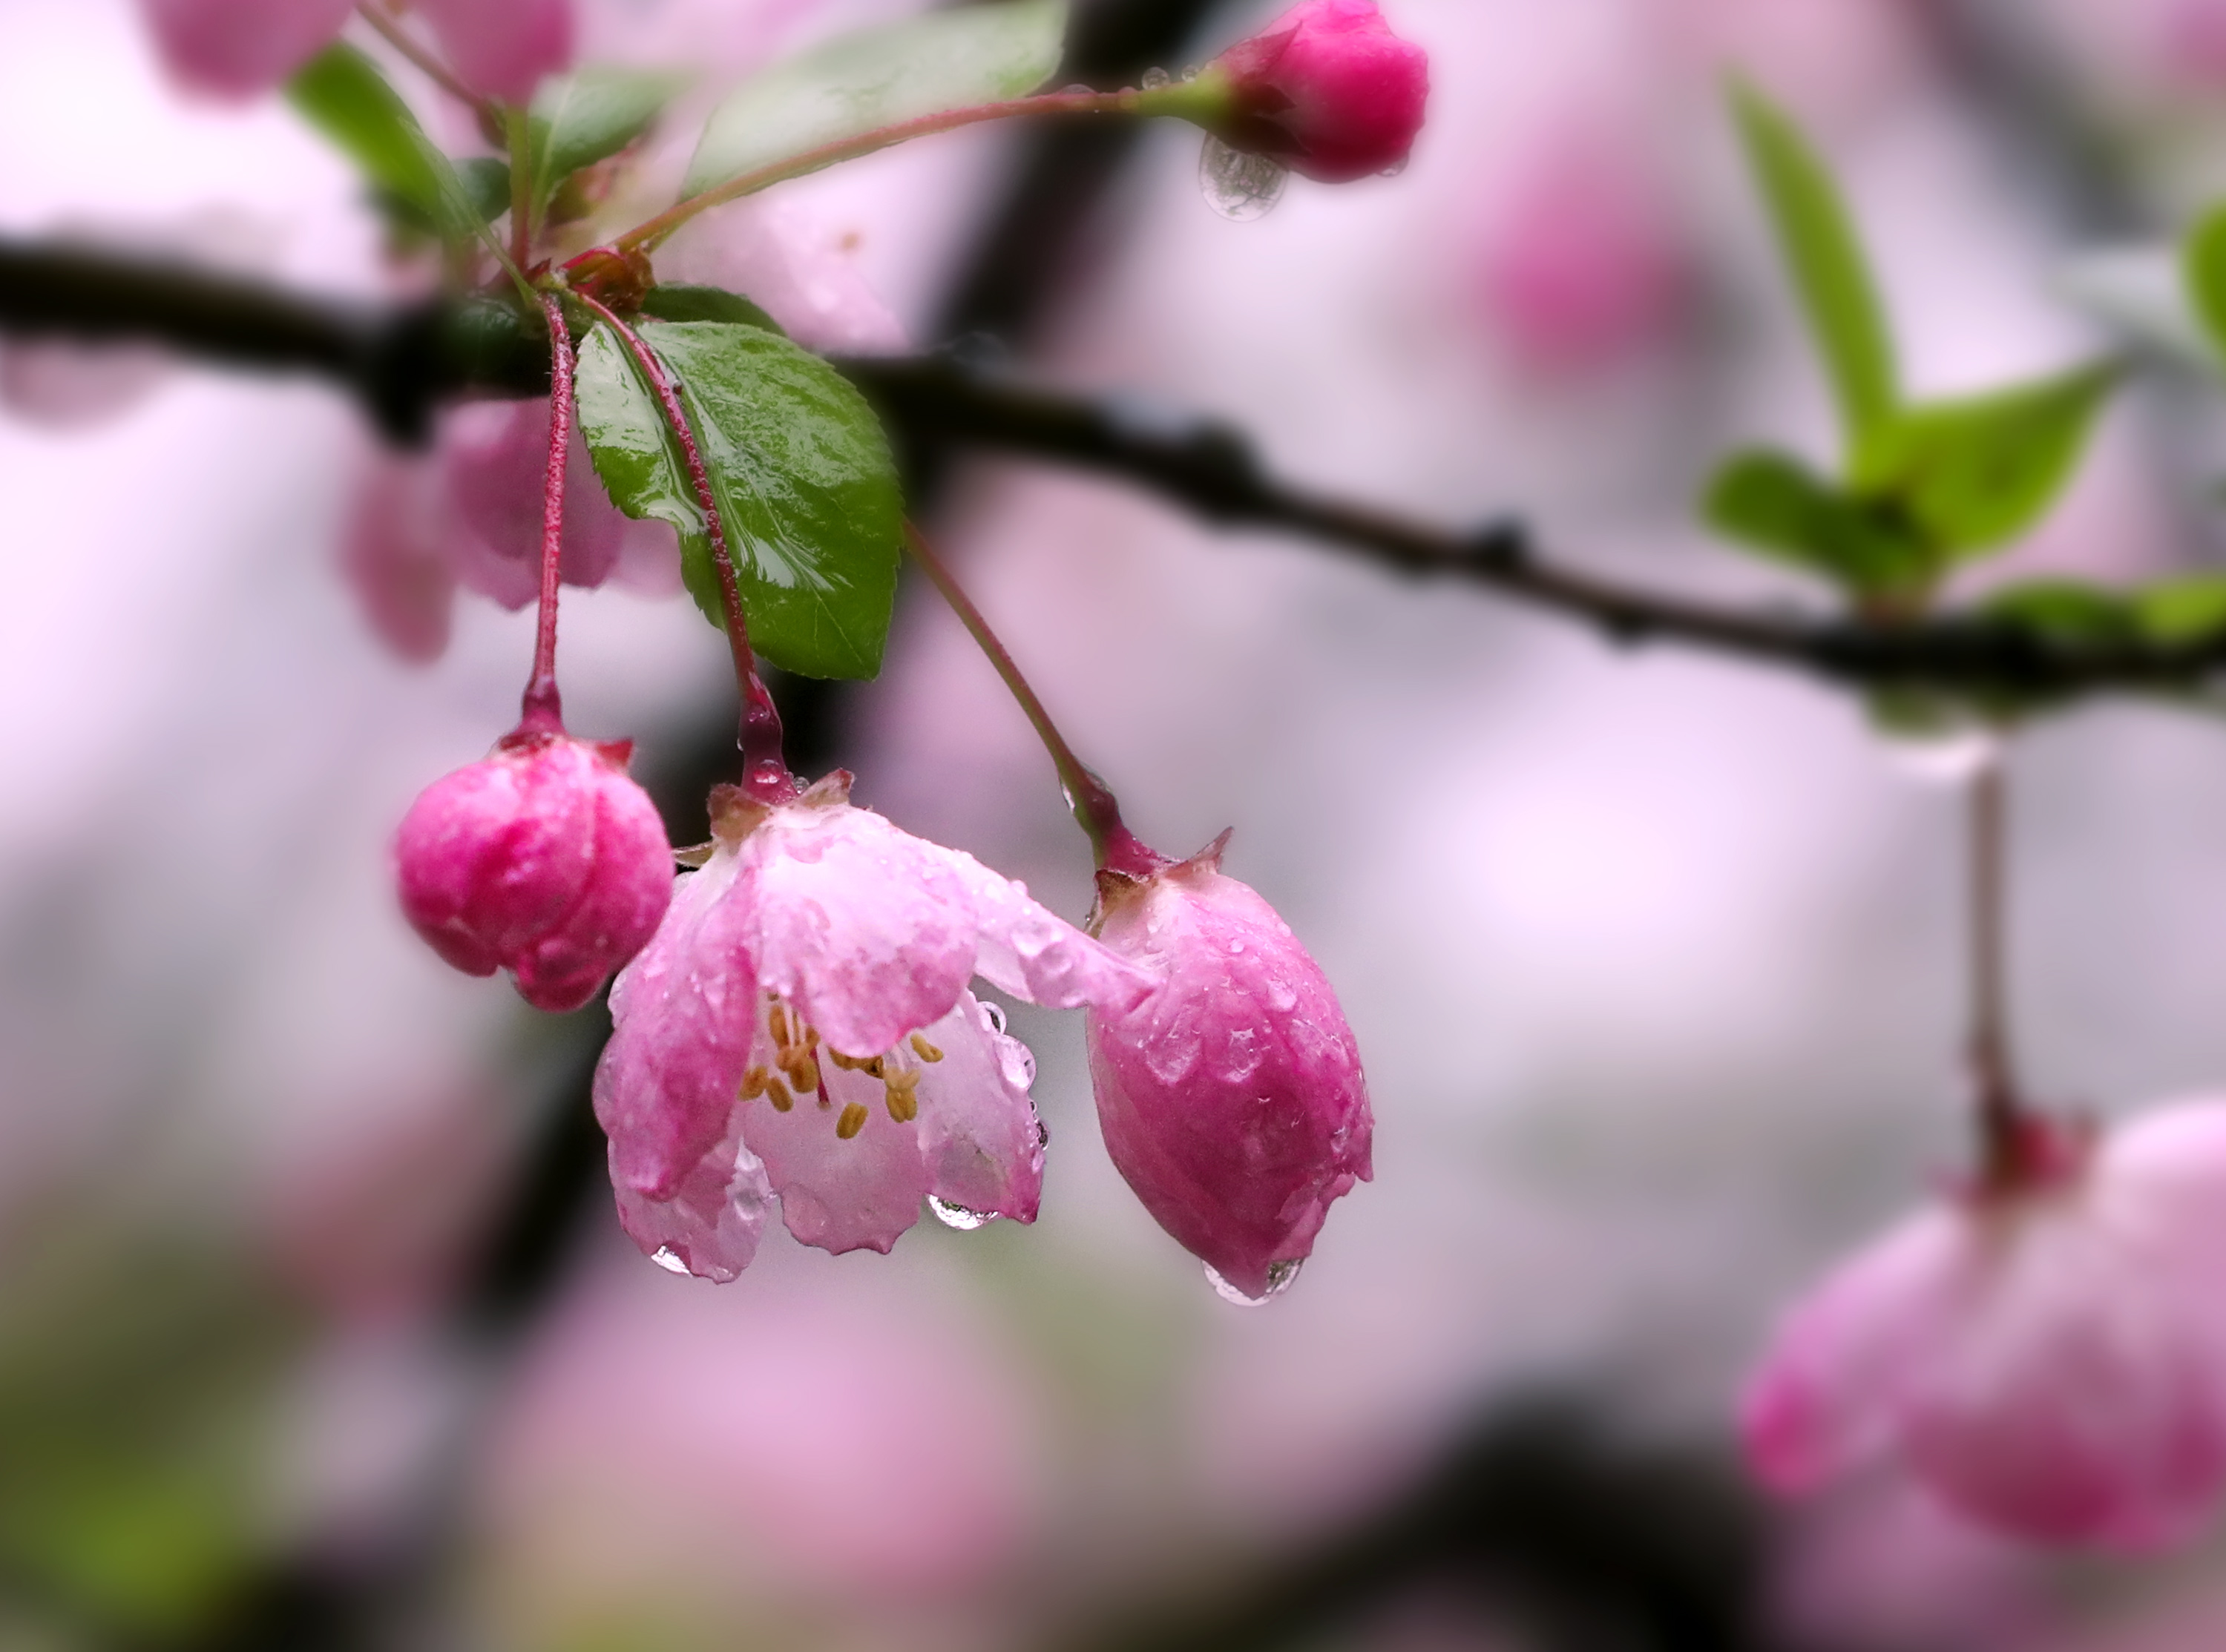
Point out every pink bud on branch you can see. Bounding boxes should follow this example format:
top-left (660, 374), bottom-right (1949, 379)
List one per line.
top-left (1183, 0), bottom-right (1430, 184)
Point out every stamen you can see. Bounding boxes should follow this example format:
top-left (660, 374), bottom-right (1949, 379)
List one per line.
top-left (884, 1066), bottom-right (921, 1123)
top-left (739, 1066), bottom-right (769, 1100)
top-left (910, 1033), bottom-right (944, 1062)
top-left (829, 1050), bottom-right (868, 1071)
top-left (783, 1053), bottom-right (821, 1093)
top-left (766, 1075), bottom-right (794, 1112)
top-left (863, 1056), bottom-right (886, 1080)
top-left (835, 1101), bottom-right (868, 1139)
top-left (768, 1002), bottom-right (792, 1047)
top-left (803, 1024), bottom-right (820, 1052)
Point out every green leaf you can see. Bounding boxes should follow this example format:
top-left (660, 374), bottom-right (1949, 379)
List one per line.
top-left (2133, 573), bottom-right (2226, 644)
top-left (639, 283), bottom-right (787, 334)
top-left (1873, 365), bottom-right (2115, 555)
top-left (458, 156), bottom-right (513, 226)
top-left (1703, 447), bottom-right (1930, 595)
top-left (1730, 82), bottom-right (1898, 455)
top-left (525, 68), bottom-right (680, 213)
top-left (2185, 204), bottom-right (2226, 369)
top-left (286, 45), bottom-right (488, 245)
top-left (683, 0), bottom-right (1068, 197)
top-left (575, 320), bottom-right (902, 678)
top-left (1980, 579), bottom-right (2138, 646)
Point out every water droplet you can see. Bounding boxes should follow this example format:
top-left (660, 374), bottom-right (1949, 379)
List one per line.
top-left (1378, 156), bottom-right (1409, 178)
top-left (1264, 978), bottom-right (1298, 1013)
top-left (929, 1194), bottom-right (997, 1231)
top-left (1199, 136), bottom-right (1287, 221)
top-left (1181, 65), bottom-right (1199, 82)
top-left (1140, 66), bottom-right (1172, 90)
top-left (1060, 83), bottom-right (1094, 96)
top-left (979, 1001), bottom-right (1008, 1036)
top-left (1205, 1257), bottom-right (1304, 1306)
top-left (650, 1245), bottom-right (690, 1275)
top-left (1228, 940), bottom-right (1245, 955)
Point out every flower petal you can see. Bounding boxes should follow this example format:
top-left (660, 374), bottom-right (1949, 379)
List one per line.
top-left (594, 848), bottom-right (758, 1199)
top-left (947, 849), bottom-right (1155, 1015)
top-left (737, 803), bottom-right (977, 1058)
top-left (612, 1119), bottom-right (774, 1283)
top-left (914, 995), bottom-right (1045, 1225)
top-left (741, 1044), bottom-right (929, 1256)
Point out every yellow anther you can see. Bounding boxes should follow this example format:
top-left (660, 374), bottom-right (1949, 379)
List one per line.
top-left (863, 1056), bottom-right (886, 1080)
top-left (803, 1025), bottom-right (820, 1052)
top-left (909, 1034), bottom-right (944, 1063)
top-left (783, 1054), bottom-right (821, 1093)
top-left (766, 1076), bottom-right (794, 1113)
top-left (884, 1067), bottom-right (921, 1124)
top-left (835, 1101), bottom-right (868, 1139)
top-left (829, 1050), bottom-right (867, 1071)
top-left (739, 1066), bottom-right (769, 1101)
top-left (768, 1003), bottom-right (792, 1047)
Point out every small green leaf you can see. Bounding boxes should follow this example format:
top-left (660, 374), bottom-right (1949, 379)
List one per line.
top-left (1980, 580), bottom-right (2138, 646)
top-left (683, 0), bottom-right (1068, 197)
top-left (458, 157), bottom-right (513, 226)
top-left (286, 45), bottom-right (487, 245)
top-left (1874, 365), bottom-right (2115, 556)
top-left (638, 283), bottom-right (787, 333)
top-left (1703, 447), bottom-right (1929, 595)
top-left (1730, 82), bottom-right (1898, 455)
top-left (2184, 205), bottom-right (2226, 368)
top-left (575, 320), bottom-right (902, 678)
top-left (2133, 573), bottom-right (2226, 644)
top-left (525, 68), bottom-right (680, 213)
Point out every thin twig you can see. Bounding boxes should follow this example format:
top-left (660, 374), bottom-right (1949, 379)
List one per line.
top-left (355, 1), bottom-right (498, 126)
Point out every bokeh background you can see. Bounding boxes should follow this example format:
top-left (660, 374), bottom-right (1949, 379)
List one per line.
top-left (13, 0), bottom-right (2226, 1647)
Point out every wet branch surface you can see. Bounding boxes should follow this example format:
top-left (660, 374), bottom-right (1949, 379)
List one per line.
top-left (7, 233), bottom-right (2225, 702)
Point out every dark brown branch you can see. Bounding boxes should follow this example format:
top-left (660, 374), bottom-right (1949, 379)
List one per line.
top-left (4, 234), bottom-right (2222, 700)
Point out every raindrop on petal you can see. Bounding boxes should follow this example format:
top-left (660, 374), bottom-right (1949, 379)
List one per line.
top-left (650, 1245), bottom-right (690, 1274)
top-left (1378, 156), bottom-right (1410, 178)
top-left (979, 1000), bottom-right (1008, 1036)
top-left (1205, 1257), bottom-right (1303, 1306)
top-left (928, 1194), bottom-right (997, 1231)
top-left (1200, 136), bottom-right (1287, 221)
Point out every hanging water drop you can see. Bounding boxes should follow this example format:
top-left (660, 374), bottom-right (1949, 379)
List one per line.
top-left (1378, 156), bottom-right (1410, 178)
top-left (979, 1000), bottom-right (1008, 1036)
top-left (1200, 136), bottom-right (1287, 221)
top-left (650, 1245), bottom-right (690, 1275)
top-left (1205, 1257), bottom-right (1303, 1306)
top-left (929, 1194), bottom-right (997, 1231)
top-left (1140, 66), bottom-right (1172, 90)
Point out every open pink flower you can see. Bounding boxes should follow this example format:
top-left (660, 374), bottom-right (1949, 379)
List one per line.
top-left (1742, 1102), bottom-right (2226, 1549)
top-left (137, 0), bottom-right (571, 101)
top-left (594, 773), bottom-right (1155, 1276)
top-left (1200, 0), bottom-right (1430, 184)
top-left (1086, 832), bottom-right (1371, 1303)
top-left (395, 727), bottom-right (673, 1013)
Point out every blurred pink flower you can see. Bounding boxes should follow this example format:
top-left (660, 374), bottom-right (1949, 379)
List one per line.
top-left (594, 771), bottom-right (1153, 1271)
top-left (1203, 0), bottom-right (1431, 185)
top-left (1086, 832), bottom-right (1371, 1303)
top-left (1476, 126), bottom-right (1689, 377)
top-left (137, 0), bottom-right (355, 98)
top-left (1742, 1102), bottom-right (2226, 1549)
top-left (415, 0), bottom-right (574, 103)
top-left (395, 728), bottom-right (674, 1013)
top-left (659, 197), bottom-right (910, 353)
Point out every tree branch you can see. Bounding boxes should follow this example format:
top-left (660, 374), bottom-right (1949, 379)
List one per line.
top-left (4, 234), bottom-right (2220, 700)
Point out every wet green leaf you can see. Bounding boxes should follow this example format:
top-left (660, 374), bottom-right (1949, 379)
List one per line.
top-left (1703, 447), bottom-right (1928, 595)
top-left (286, 45), bottom-right (487, 244)
top-left (1874, 366), bottom-right (2115, 555)
top-left (638, 283), bottom-right (786, 333)
top-left (575, 320), bottom-right (902, 678)
top-left (683, 0), bottom-right (1068, 196)
top-left (525, 68), bottom-right (680, 214)
top-left (1730, 82), bottom-right (1898, 455)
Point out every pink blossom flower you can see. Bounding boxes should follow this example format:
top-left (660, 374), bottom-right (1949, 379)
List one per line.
top-left (1086, 832), bottom-right (1371, 1303)
top-left (1741, 1102), bottom-right (2226, 1549)
top-left (137, 0), bottom-right (355, 98)
top-left (395, 727), bottom-right (673, 1013)
top-left (1200, 0), bottom-right (1430, 185)
top-left (594, 772), bottom-right (1155, 1275)
top-left (414, 0), bottom-right (574, 104)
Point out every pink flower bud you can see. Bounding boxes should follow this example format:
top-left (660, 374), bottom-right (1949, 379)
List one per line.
top-left (414, 0), bottom-right (574, 105)
top-left (1085, 834), bottom-right (1371, 1302)
top-left (1741, 1102), bottom-right (2226, 1549)
top-left (137, 0), bottom-right (355, 99)
top-left (395, 729), bottom-right (672, 1013)
top-left (1201, 0), bottom-right (1429, 184)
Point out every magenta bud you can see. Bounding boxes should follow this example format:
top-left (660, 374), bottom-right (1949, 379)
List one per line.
top-left (1086, 835), bottom-right (1371, 1301)
top-left (1199, 0), bottom-right (1429, 184)
top-left (395, 729), bottom-right (673, 1013)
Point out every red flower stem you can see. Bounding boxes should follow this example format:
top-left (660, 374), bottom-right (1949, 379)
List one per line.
top-left (1968, 756), bottom-right (2030, 1178)
top-left (615, 88), bottom-right (1150, 255)
top-left (902, 524), bottom-right (1150, 872)
top-left (519, 291), bottom-right (574, 733)
top-left (571, 290), bottom-right (788, 797)
top-left (354, 2), bottom-right (497, 125)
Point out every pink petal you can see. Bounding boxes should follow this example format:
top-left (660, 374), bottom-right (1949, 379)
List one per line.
top-left (741, 1041), bottom-right (930, 1256)
top-left (1739, 1208), bottom-right (1970, 1495)
top-left (510, 743), bottom-right (676, 1013)
top-left (415, 0), bottom-right (573, 104)
top-left (138, 0), bottom-right (354, 99)
top-left (658, 198), bottom-right (909, 355)
top-left (344, 451), bottom-right (456, 663)
top-left (594, 847), bottom-right (758, 1199)
top-left (913, 995), bottom-right (1045, 1225)
top-left (441, 399), bottom-right (628, 610)
top-left (612, 1118), bottom-right (774, 1283)
top-left (736, 802), bottom-right (978, 1060)
top-left (949, 850), bottom-right (1155, 1016)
